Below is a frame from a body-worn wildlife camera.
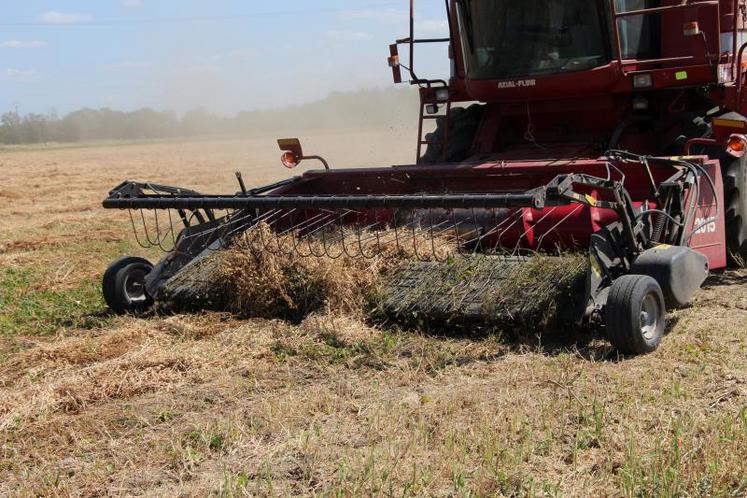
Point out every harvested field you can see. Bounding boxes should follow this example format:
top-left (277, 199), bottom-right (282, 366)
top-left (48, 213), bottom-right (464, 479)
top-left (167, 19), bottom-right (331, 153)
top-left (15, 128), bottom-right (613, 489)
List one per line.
top-left (1, 134), bottom-right (746, 496)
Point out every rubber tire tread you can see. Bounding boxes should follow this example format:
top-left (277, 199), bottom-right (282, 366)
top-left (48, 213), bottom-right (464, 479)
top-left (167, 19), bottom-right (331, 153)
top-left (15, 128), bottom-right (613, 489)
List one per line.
top-left (722, 155), bottom-right (747, 264)
top-left (606, 275), bottom-right (666, 355)
top-left (103, 256), bottom-right (153, 313)
top-left (707, 111), bottom-right (747, 264)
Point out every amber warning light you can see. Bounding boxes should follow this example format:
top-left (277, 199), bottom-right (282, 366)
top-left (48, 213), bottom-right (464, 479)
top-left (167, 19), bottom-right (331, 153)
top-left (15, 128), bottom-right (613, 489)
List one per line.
top-left (726, 134), bottom-right (747, 158)
top-left (277, 138), bottom-right (330, 170)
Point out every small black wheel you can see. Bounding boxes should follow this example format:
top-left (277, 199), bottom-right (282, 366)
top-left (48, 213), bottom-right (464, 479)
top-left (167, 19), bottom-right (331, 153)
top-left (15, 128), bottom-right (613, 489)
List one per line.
top-left (103, 257), bottom-right (154, 314)
top-left (606, 275), bottom-right (666, 355)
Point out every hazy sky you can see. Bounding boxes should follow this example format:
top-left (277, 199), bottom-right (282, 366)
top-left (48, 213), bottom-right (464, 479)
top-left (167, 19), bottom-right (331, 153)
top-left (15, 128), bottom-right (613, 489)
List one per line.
top-left (0, 0), bottom-right (450, 115)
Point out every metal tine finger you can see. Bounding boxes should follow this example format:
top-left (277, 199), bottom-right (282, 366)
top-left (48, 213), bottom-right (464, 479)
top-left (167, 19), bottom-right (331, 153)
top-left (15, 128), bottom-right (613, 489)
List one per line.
top-left (427, 208), bottom-right (440, 261)
top-left (303, 211), bottom-right (341, 258)
top-left (212, 211), bottom-right (237, 253)
top-left (138, 209), bottom-right (160, 247)
top-left (485, 209), bottom-right (520, 250)
top-left (153, 209), bottom-right (175, 250)
top-left (497, 213), bottom-right (524, 259)
top-left (510, 207), bottom-right (558, 257)
top-left (322, 210), bottom-right (348, 260)
top-left (411, 209), bottom-right (430, 261)
top-left (353, 215), bottom-right (366, 258)
top-left (393, 209), bottom-right (402, 253)
top-left (475, 208), bottom-right (517, 256)
top-left (449, 209), bottom-right (465, 257)
top-left (129, 210), bottom-right (150, 249)
top-left (271, 209), bottom-right (299, 256)
top-left (430, 216), bottom-right (463, 262)
top-left (155, 209), bottom-right (177, 252)
top-left (455, 208), bottom-right (481, 256)
top-left (280, 209), bottom-right (303, 257)
top-left (293, 210), bottom-right (328, 258)
top-left (245, 209), bottom-right (283, 255)
top-left (428, 214), bottom-right (453, 261)
top-left (221, 211), bottom-right (265, 240)
top-left (353, 216), bottom-right (387, 258)
top-left (181, 209), bottom-right (255, 244)
top-left (339, 210), bottom-right (361, 259)
top-left (535, 204), bottom-right (584, 252)
top-left (167, 209), bottom-right (177, 249)
top-left (318, 209), bottom-right (350, 260)
top-left (489, 209), bottom-right (525, 257)
top-left (153, 209), bottom-right (163, 246)
top-left (374, 213), bottom-right (384, 257)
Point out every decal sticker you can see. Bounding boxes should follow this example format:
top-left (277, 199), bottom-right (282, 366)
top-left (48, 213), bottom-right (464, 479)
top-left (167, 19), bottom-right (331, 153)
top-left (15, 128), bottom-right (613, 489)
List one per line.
top-left (694, 216), bottom-right (717, 235)
top-left (497, 79), bottom-right (537, 89)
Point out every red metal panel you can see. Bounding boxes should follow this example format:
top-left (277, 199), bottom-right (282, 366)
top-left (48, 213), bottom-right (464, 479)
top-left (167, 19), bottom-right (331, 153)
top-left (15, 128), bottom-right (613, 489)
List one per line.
top-left (686, 160), bottom-right (728, 269)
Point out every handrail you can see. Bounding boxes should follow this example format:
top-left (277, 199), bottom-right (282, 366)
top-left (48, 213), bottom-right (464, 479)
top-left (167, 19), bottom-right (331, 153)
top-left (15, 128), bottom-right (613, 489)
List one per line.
top-left (614, 0), bottom-right (719, 18)
top-left (610, 0), bottom-right (721, 74)
top-left (736, 41), bottom-right (747, 103)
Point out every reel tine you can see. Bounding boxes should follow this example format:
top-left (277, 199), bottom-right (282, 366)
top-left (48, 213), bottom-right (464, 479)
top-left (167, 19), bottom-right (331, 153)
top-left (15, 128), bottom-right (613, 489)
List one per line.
top-left (339, 210), bottom-right (359, 259)
top-left (535, 204), bottom-right (583, 251)
top-left (495, 210), bottom-right (523, 255)
top-left (139, 209), bottom-right (159, 247)
top-left (510, 207), bottom-right (557, 256)
top-left (167, 209), bottom-right (177, 249)
top-left (129, 210), bottom-right (149, 249)
top-left (393, 209), bottom-right (403, 254)
top-left (354, 215), bottom-right (386, 258)
top-left (318, 211), bottom-right (344, 260)
top-left (155, 209), bottom-right (174, 252)
top-left (293, 209), bottom-right (319, 258)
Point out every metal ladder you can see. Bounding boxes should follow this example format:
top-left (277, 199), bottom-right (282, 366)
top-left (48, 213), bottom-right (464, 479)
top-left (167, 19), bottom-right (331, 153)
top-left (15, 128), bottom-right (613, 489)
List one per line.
top-left (417, 99), bottom-right (452, 164)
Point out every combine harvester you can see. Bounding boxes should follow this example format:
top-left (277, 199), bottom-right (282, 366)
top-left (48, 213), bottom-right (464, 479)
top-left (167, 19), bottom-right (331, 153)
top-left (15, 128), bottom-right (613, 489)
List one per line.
top-left (102, 0), bottom-right (747, 355)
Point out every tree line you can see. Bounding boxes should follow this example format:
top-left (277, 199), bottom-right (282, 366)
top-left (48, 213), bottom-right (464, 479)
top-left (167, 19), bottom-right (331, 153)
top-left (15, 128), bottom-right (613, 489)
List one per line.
top-left (0, 88), bottom-right (418, 145)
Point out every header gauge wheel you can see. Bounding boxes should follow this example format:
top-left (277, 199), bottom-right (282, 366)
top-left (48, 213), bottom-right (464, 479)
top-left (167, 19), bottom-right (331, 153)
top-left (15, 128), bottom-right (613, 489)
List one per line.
top-left (103, 256), bottom-right (154, 315)
top-left (606, 275), bottom-right (666, 355)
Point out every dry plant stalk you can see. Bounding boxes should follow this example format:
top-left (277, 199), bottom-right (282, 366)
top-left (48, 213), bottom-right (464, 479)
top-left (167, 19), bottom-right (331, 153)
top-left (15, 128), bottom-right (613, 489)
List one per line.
top-left (162, 222), bottom-right (588, 332)
top-left (161, 223), bottom-right (456, 321)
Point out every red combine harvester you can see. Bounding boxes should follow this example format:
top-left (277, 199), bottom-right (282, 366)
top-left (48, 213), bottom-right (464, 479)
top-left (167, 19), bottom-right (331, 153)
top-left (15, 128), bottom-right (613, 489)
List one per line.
top-left (103, 0), bottom-right (747, 354)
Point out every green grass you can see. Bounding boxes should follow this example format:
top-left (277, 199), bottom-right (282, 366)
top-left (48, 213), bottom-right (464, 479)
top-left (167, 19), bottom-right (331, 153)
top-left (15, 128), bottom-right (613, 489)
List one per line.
top-left (0, 264), bottom-right (109, 337)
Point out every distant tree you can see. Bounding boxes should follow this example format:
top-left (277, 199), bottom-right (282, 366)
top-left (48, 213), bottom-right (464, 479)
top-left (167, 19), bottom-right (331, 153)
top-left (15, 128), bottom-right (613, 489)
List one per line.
top-left (0, 87), bottom-right (419, 145)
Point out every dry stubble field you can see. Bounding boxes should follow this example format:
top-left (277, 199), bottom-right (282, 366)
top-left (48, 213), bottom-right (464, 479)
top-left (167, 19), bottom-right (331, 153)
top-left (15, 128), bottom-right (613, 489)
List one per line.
top-left (0, 131), bottom-right (746, 497)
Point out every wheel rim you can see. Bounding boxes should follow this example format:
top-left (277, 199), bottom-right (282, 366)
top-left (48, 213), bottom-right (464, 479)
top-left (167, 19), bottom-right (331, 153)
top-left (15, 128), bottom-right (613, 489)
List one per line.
top-left (123, 268), bottom-right (148, 304)
top-left (639, 293), bottom-right (662, 341)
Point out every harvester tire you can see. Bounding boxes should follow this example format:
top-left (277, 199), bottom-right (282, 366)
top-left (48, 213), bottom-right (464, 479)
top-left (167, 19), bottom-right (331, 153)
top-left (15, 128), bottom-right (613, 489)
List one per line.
top-left (722, 154), bottom-right (747, 265)
top-left (606, 275), bottom-right (666, 355)
top-left (103, 257), bottom-right (154, 314)
top-left (421, 104), bottom-right (483, 164)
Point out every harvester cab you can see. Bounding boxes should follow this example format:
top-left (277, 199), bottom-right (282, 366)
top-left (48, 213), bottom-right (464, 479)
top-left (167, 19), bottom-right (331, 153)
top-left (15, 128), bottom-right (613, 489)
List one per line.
top-left (102, 0), bottom-right (747, 355)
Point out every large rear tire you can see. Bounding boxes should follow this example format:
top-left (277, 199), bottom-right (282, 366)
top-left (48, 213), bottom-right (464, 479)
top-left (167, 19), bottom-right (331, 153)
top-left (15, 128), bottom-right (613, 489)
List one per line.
top-left (722, 154), bottom-right (747, 265)
top-left (606, 275), bottom-right (666, 355)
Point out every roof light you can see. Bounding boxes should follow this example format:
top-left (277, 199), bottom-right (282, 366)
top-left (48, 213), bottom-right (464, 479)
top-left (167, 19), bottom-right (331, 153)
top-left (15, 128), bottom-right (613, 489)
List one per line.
top-left (633, 73), bottom-right (653, 89)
